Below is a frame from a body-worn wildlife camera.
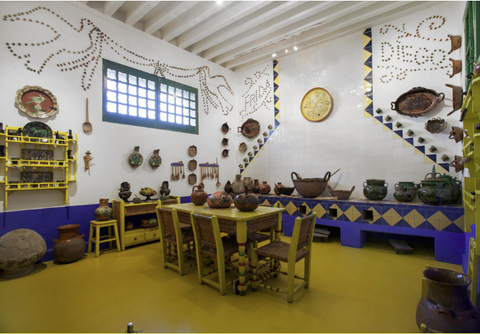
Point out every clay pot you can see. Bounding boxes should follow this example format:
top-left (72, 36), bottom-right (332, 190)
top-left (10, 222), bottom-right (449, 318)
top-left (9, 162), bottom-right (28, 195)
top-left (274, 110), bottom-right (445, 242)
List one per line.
top-left (393, 185), bottom-right (413, 202)
top-left (253, 179), bottom-right (260, 194)
top-left (224, 180), bottom-right (233, 194)
top-left (53, 224), bottom-right (86, 263)
top-left (291, 171), bottom-right (332, 198)
top-left (363, 179), bottom-right (388, 200)
top-left (416, 267), bottom-right (480, 332)
top-left (94, 199), bottom-right (112, 221)
top-left (234, 186), bottom-right (259, 212)
top-left (191, 183), bottom-right (208, 206)
top-left (418, 181), bottom-right (451, 205)
top-left (449, 126), bottom-right (466, 143)
top-left (232, 174), bottom-right (244, 194)
top-left (243, 177), bottom-right (254, 191)
top-left (394, 182), bottom-right (418, 201)
top-left (274, 182), bottom-right (285, 195)
top-left (259, 181), bottom-right (271, 194)
top-left (207, 191), bottom-right (233, 208)
top-left (0, 229), bottom-right (47, 278)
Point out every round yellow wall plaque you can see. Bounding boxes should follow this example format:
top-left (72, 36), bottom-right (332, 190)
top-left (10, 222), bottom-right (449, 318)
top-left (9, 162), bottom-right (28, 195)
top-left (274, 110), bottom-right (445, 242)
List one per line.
top-left (300, 87), bottom-right (333, 122)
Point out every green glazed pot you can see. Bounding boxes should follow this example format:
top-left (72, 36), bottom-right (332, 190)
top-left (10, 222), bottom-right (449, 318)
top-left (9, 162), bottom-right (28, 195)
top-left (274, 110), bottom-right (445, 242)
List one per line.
top-left (395, 182), bottom-right (418, 201)
top-left (363, 179), bottom-right (388, 200)
top-left (418, 181), bottom-right (451, 205)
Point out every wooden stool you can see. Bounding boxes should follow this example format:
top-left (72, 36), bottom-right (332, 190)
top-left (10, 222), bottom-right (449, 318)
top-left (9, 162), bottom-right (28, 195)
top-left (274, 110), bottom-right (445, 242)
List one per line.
top-left (88, 219), bottom-right (121, 258)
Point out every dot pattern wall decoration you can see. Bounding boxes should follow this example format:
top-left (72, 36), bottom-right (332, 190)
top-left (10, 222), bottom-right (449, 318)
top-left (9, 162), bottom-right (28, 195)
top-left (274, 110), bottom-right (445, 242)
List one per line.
top-left (240, 64), bottom-right (272, 121)
top-left (3, 6), bottom-right (234, 116)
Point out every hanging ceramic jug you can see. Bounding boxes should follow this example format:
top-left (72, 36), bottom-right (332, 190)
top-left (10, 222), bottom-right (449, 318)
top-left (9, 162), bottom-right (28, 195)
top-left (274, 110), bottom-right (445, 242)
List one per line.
top-left (94, 199), bottom-right (113, 221)
top-left (234, 186), bottom-right (259, 212)
top-left (53, 224), bottom-right (86, 263)
top-left (191, 183), bottom-right (208, 206)
top-left (416, 267), bottom-right (480, 332)
top-left (232, 174), bottom-right (244, 194)
top-left (259, 181), bottom-right (271, 194)
top-left (149, 149), bottom-right (162, 169)
top-left (128, 146), bottom-right (143, 168)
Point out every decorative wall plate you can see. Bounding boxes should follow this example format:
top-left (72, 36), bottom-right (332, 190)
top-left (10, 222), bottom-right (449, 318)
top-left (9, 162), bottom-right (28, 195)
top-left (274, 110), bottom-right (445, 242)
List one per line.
top-left (425, 117), bottom-right (448, 134)
top-left (238, 142), bottom-right (247, 154)
top-left (22, 121), bottom-right (53, 138)
top-left (188, 173), bottom-right (197, 185)
top-left (188, 145), bottom-right (197, 157)
top-left (391, 87), bottom-right (444, 118)
top-left (221, 122), bottom-right (230, 134)
top-left (300, 87), bottom-right (333, 122)
top-left (188, 159), bottom-right (197, 171)
top-left (237, 118), bottom-right (260, 138)
top-left (15, 85), bottom-right (58, 119)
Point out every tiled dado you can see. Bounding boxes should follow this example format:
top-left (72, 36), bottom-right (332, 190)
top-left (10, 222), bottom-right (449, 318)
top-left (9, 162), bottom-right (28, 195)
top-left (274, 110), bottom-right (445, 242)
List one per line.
top-left (258, 195), bottom-right (465, 264)
top-left (258, 196), bottom-right (464, 233)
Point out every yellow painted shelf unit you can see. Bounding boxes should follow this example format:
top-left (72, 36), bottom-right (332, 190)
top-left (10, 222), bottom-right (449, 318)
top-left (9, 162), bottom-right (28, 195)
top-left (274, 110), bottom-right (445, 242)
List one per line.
top-left (462, 74), bottom-right (480, 252)
top-left (0, 125), bottom-right (77, 209)
top-left (113, 197), bottom-right (179, 250)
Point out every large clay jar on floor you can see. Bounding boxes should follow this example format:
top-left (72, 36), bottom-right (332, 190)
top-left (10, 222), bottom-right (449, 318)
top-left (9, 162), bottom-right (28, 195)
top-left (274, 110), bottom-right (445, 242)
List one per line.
top-left (0, 229), bottom-right (47, 278)
top-left (191, 183), bottom-right (208, 205)
top-left (234, 186), bottom-right (259, 212)
top-left (53, 224), bottom-right (86, 263)
top-left (416, 267), bottom-right (480, 332)
top-left (94, 198), bottom-right (113, 221)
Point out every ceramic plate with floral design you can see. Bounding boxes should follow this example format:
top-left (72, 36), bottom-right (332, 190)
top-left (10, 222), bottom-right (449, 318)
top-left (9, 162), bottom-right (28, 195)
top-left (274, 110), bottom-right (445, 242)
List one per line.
top-left (15, 86), bottom-right (58, 119)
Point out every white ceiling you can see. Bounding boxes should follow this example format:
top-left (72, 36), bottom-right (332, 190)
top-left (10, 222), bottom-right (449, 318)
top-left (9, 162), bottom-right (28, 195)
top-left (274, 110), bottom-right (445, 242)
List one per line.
top-left (81, 1), bottom-right (446, 72)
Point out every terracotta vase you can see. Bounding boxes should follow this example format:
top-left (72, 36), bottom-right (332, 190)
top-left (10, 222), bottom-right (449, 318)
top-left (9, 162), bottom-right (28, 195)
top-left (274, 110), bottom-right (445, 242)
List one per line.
top-left (53, 224), bottom-right (86, 263)
top-left (191, 183), bottom-right (208, 206)
top-left (234, 186), bottom-right (259, 212)
top-left (274, 182), bottom-right (285, 195)
top-left (253, 179), bottom-right (260, 193)
top-left (128, 146), bottom-right (143, 168)
top-left (94, 198), bottom-right (113, 221)
top-left (259, 181), bottom-right (271, 194)
top-left (149, 149), bottom-right (162, 169)
top-left (416, 267), bottom-right (480, 332)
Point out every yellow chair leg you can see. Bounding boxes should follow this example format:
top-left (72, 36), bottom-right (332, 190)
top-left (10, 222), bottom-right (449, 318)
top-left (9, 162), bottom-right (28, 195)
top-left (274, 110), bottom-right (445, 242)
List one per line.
top-left (287, 261), bottom-right (296, 303)
top-left (177, 244), bottom-right (185, 276)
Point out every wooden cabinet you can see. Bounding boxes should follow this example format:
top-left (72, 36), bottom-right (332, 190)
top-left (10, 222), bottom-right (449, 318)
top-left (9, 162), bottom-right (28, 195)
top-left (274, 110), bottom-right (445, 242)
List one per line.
top-left (112, 197), bottom-right (179, 250)
top-left (0, 125), bottom-right (77, 209)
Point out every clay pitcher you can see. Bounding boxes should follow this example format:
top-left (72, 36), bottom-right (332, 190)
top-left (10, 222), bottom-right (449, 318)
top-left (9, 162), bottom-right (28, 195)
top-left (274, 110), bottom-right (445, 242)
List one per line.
top-left (449, 126), bottom-right (466, 143)
top-left (191, 183), bottom-right (208, 206)
top-left (94, 199), bottom-right (112, 221)
top-left (53, 224), bottom-right (86, 263)
top-left (416, 267), bottom-right (480, 332)
top-left (234, 186), bottom-right (259, 212)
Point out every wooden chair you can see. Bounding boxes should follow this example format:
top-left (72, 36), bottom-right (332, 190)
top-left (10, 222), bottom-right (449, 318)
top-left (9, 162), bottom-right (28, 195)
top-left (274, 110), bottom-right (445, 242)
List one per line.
top-left (255, 212), bottom-right (317, 303)
top-left (190, 213), bottom-right (239, 295)
top-left (468, 237), bottom-right (479, 307)
top-left (156, 207), bottom-right (195, 276)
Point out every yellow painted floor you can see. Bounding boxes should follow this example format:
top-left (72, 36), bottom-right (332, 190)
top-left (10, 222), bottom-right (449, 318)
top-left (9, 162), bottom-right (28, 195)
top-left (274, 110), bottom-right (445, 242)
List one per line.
top-left (0, 237), bottom-right (461, 333)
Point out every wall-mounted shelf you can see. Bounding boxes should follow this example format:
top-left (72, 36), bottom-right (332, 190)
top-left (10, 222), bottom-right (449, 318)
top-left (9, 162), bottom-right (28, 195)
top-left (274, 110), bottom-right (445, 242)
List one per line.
top-left (0, 125), bottom-right (77, 209)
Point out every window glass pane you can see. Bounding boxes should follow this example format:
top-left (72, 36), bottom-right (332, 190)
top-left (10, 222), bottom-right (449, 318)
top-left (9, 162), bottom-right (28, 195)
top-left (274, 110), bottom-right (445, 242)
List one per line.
top-left (138, 108), bottom-right (147, 118)
top-left (138, 98), bottom-right (146, 108)
top-left (160, 103), bottom-right (167, 111)
top-left (160, 84), bottom-right (167, 93)
top-left (183, 117), bottom-right (189, 125)
top-left (183, 91), bottom-right (189, 99)
top-left (176, 106), bottom-right (182, 115)
top-left (118, 83), bottom-right (127, 93)
top-left (168, 114), bottom-right (175, 123)
top-left (190, 101), bottom-right (195, 109)
top-left (168, 95), bottom-right (175, 104)
top-left (160, 93), bottom-right (167, 102)
top-left (183, 108), bottom-right (189, 116)
top-left (106, 102), bottom-right (117, 113)
top-left (176, 115), bottom-right (182, 124)
top-left (107, 69), bottom-right (116, 80)
top-left (106, 91), bottom-right (117, 102)
top-left (118, 72), bottom-right (127, 82)
top-left (147, 100), bottom-right (155, 109)
top-left (176, 97), bottom-right (182, 105)
top-left (168, 86), bottom-right (175, 95)
top-left (176, 88), bottom-right (182, 96)
top-left (129, 96), bottom-right (137, 106)
top-left (183, 100), bottom-right (189, 107)
top-left (138, 88), bottom-right (146, 98)
top-left (107, 80), bottom-right (117, 90)
top-left (128, 85), bottom-right (137, 95)
top-left (148, 110), bottom-right (155, 119)
top-left (138, 78), bottom-right (146, 87)
top-left (190, 119), bottom-right (196, 126)
top-left (128, 106), bottom-right (137, 116)
top-left (118, 93), bottom-right (127, 104)
top-left (148, 80), bottom-right (155, 90)
top-left (160, 112), bottom-right (167, 121)
top-left (148, 90), bottom-right (155, 100)
top-left (190, 92), bottom-right (195, 100)
top-left (190, 109), bottom-right (196, 118)
top-left (128, 75), bottom-right (137, 85)
top-left (168, 105), bottom-right (175, 113)
top-left (119, 104), bottom-right (127, 115)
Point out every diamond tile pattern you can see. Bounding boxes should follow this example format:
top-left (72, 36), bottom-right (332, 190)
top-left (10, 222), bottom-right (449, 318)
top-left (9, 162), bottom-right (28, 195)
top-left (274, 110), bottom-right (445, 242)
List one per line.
top-left (344, 205), bottom-right (362, 222)
top-left (383, 208), bottom-right (403, 226)
top-left (404, 209), bottom-right (425, 228)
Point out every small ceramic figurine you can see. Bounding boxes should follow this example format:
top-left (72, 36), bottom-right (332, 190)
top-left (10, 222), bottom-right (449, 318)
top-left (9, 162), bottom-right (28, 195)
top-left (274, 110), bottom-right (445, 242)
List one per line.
top-left (83, 151), bottom-right (93, 170)
top-left (119, 182), bottom-right (132, 202)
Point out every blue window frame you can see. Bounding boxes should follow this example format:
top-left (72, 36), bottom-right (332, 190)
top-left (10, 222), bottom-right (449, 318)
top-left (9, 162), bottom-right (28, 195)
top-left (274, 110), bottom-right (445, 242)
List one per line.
top-left (102, 59), bottom-right (198, 134)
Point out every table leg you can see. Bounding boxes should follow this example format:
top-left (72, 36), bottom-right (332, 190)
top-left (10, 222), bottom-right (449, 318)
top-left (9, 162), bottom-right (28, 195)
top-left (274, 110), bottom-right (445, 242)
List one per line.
top-left (236, 221), bottom-right (247, 296)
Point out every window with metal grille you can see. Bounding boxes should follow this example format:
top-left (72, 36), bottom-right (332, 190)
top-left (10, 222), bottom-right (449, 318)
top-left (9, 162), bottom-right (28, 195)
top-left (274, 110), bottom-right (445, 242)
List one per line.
top-left (102, 59), bottom-right (198, 134)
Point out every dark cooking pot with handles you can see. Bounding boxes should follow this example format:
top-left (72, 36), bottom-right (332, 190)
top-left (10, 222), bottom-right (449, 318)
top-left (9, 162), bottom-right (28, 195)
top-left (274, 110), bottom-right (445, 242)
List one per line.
top-left (291, 171), bottom-right (332, 198)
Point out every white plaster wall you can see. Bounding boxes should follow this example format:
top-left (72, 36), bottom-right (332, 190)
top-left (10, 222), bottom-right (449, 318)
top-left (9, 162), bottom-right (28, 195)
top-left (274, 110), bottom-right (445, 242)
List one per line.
top-left (239, 1), bottom-right (465, 201)
top-left (0, 1), bottom-right (238, 210)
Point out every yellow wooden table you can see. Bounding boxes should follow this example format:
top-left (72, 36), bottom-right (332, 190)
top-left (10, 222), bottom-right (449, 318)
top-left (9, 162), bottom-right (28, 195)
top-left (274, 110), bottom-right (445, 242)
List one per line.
top-left (162, 202), bottom-right (285, 295)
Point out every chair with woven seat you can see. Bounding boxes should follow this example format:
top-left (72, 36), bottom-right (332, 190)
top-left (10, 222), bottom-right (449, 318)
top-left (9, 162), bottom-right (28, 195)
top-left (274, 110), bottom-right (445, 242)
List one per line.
top-left (190, 213), bottom-right (239, 295)
top-left (255, 212), bottom-right (317, 303)
top-left (156, 207), bottom-right (195, 276)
